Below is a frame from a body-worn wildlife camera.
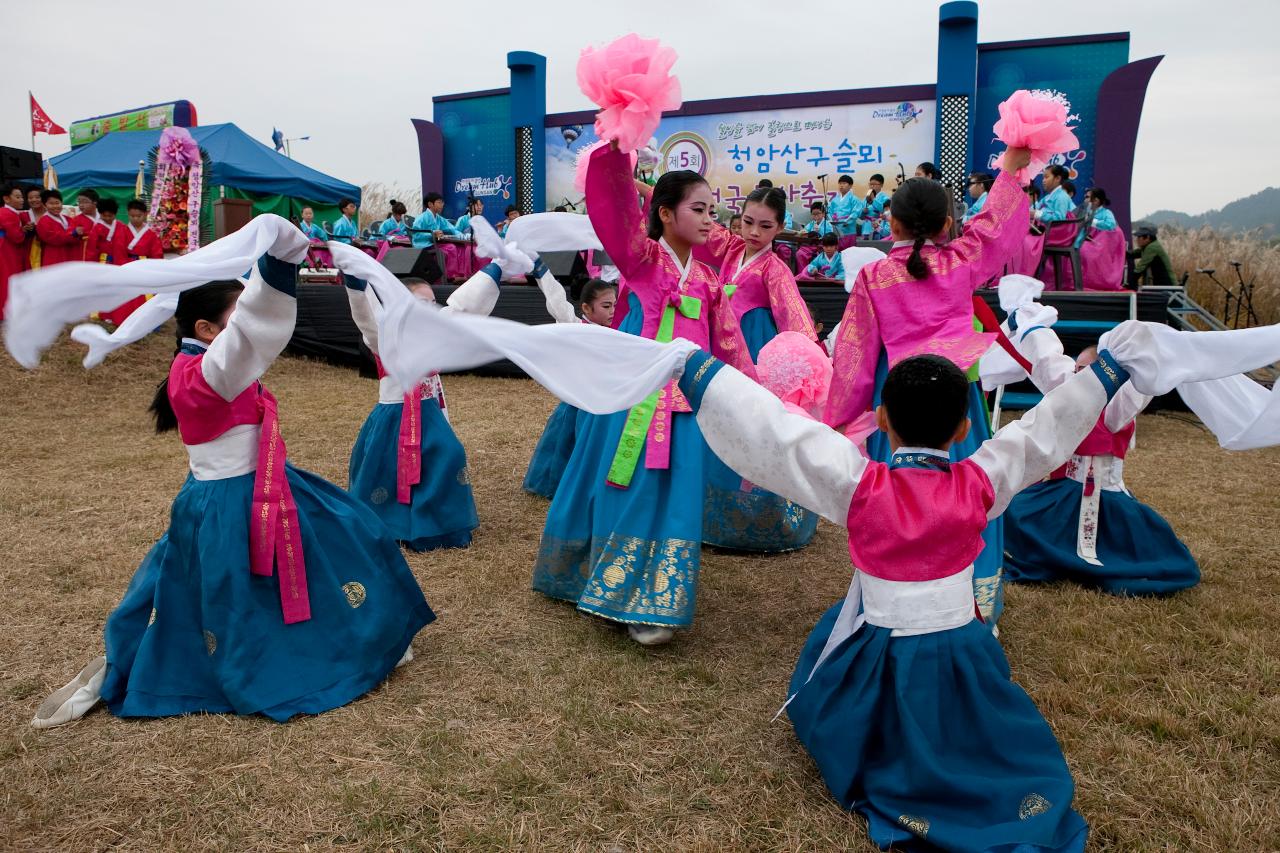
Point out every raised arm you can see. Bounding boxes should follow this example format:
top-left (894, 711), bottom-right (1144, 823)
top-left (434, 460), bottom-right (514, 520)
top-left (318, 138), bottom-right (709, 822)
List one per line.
top-left (1104, 382), bottom-right (1152, 433)
top-left (969, 350), bottom-right (1130, 518)
top-left (585, 144), bottom-right (656, 280)
top-left (679, 350), bottom-right (867, 523)
top-left (533, 259), bottom-right (580, 324)
top-left (445, 262), bottom-right (504, 316)
top-left (1011, 322), bottom-right (1074, 394)
top-left (201, 255), bottom-right (298, 401)
top-left (941, 165), bottom-right (1031, 287)
top-left (693, 217), bottom-right (744, 268)
top-left (822, 273), bottom-right (882, 432)
top-left (344, 276), bottom-right (379, 354)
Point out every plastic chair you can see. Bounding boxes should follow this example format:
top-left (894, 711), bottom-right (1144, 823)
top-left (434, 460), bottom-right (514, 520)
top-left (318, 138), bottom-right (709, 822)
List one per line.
top-left (1036, 210), bottom-right (1093, 291)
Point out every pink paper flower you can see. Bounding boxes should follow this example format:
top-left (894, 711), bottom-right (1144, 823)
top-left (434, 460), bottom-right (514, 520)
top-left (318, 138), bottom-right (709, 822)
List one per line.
top-left (992, 89), bottom-right (1080, 183)
top-left (157, 126), bottom-right (200, 168)
top-left (573, 140), bottom-right (637, 194)
top-left (577, 33), bottom-right (682, 153)
top-left (756, 331), bottom-right (833, 420)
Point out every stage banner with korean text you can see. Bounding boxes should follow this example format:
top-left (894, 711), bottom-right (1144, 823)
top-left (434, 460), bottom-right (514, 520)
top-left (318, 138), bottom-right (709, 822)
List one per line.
top-left (546, 100), bottom-right (935, 227)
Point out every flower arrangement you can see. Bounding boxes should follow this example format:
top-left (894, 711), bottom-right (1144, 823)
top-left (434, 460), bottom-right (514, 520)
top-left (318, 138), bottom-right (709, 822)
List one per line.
top-left (146, 127), bottom-right (209, 254)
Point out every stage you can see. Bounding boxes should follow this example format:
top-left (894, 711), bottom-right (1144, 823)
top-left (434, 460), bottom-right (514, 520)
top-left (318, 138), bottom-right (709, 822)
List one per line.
top-left (286, 280), bottom-right (1171, 381)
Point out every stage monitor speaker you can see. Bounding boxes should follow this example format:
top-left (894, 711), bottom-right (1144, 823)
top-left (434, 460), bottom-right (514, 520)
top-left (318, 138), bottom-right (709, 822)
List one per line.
top-left (540, 250), bottom-right (588, 282)
top-left (0, 146), bottom-right (42, 184)
top-left (381, 246), bottom-right (441, 282)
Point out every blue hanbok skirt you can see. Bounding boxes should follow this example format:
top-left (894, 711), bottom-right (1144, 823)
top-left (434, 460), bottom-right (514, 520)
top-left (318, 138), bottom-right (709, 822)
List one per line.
top-left (787, 604), bottom-right (1088, 852)
top-left (522, 401), bottom-right (580, 499)
top-left (348, 400), bottom-right (478, 551)
top-left (1004, 479), bottom-right (1199, 596)
top-left (532, 292), bottom-right (705, 628)
top-left (101, 464), bottom-right (435, 722)
top-left (866, 350), bottom-right (1005, 624)
top-left (703, 306), bottom-right (819, 553)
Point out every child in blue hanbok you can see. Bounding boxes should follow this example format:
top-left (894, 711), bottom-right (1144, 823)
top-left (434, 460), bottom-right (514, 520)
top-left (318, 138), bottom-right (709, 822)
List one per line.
top-left (32, 232), bottom-right (433, 728)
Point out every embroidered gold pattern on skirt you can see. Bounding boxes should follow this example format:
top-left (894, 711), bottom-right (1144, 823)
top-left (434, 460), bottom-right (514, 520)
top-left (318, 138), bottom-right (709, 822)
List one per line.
top-left (456, 466), bottom-right (471, 486)
top-left (342, 581), bottom-right (367, 609)
top-left (203, 630), bottom-right (217, 656)
top-left (1018, 793), bottom-right (1052, 820)
top-left (973, 567), bottom-right (1003, 621)
top-left (897, 814), bottom-right (930, 838)
top-left (702, 481), bottom-right (815, 553)
top-left (147, 608), bottom-right (157, 627)
top-left (532, 532), bottom-right (700, 626)
top-left (369, 486), bottom-right (389, 505)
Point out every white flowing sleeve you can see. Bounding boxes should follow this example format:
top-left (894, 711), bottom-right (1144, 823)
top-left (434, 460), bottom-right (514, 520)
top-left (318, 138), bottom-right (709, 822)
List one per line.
top-left (346, 284), bottom-right (380, 354)
top-left (970, 361), bottom-right (1126, 518)
top-left (201, 257), bottom-right (297, 402)
top-left (444, 266), bottom-right (501, 316)
top-left (1016, 324), bottom-right (1075, 394)
top-left (1104, 383), bottom-right (1152, 433)
top-left (682, 354), bottom-right (867, 524)
top-left (537, 270), bottom-right (580, 324)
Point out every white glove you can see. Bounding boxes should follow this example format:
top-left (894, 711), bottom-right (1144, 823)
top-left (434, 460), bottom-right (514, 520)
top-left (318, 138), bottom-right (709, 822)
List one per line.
top-left (997, 274), bottom-right (1045, 313)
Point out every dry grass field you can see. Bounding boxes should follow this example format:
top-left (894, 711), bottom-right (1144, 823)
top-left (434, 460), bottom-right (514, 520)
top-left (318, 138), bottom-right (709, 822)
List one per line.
top-left (2, 332), bottom-right (1278, 852)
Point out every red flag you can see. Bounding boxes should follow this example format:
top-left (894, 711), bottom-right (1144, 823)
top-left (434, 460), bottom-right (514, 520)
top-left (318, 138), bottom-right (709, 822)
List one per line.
top-left (30, 93), bottom-right (66, 136)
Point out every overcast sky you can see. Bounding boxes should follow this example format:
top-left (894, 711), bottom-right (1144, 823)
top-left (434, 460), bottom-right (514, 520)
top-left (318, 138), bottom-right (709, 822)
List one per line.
top-left (7, 0), bottom-right (1276, 216)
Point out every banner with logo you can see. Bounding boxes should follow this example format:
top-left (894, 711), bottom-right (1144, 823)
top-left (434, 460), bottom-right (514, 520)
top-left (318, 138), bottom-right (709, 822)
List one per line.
top-left (974, 39), bottom-right (1129, 195)
top-left (546, 100), bottom-right (935, 226)
top-left (437, 93), bottom-right (515, 222)
top-left (69, 101), bottom-right (196, 147)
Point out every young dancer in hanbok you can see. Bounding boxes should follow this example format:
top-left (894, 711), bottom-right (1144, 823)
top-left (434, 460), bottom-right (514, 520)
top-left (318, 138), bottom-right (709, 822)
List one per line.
top-left (122, 200), bottom-right (164, 262)
top-left (531, 142), bottom-right (755, 645)
top-left (28, 223), bottom-right (434, 727)
top-left (1000, 315), bottom-right (1199, 595)
top-left (523, 277), bottom-right (618, 499)
top-left (695, 185), bottom-right (821, 552)
top-left (344, 269), bottom-right (485, 551)
top-left (668, 334), bottom-right (1140, 851)
top-left (824, 146), bottom-right (1034, 626)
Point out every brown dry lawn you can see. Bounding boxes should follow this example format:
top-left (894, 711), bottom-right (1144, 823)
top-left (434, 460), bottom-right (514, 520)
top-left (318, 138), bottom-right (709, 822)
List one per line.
top-left (1, 332), bottom-right (1278, 852)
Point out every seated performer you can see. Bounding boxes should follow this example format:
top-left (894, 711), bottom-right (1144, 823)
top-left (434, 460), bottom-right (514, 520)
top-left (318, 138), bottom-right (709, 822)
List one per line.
top-left (1002, 318), bottom-right (1199, 595)
top-left (298, 206), bottom-right (326, 242)
top-left (331, 197), bottom-right (359, 244)
top-left (672, 338), bottom-right (1139, 851)
top-left (803, 233), bottom-right (844, 279)
top-left (963, 171), bottom-right (993, 224)
top-left (378, 200), bottom-right (411, 240)
top-left (804, 201), bottom-right (834, 237)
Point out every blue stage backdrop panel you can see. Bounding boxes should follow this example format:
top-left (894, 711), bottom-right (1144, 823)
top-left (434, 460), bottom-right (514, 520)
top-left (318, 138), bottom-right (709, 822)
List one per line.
top-left (435, 93), bottom-right (515, 221)
top-left (974, 36), bottom-right (1129, 195)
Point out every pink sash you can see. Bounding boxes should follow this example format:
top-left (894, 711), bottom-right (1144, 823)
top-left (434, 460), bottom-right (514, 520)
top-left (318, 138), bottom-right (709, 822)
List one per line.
top-left (397, 388), bottom-right (422, 504)
top-left (249, 388), bottom-right (311, 624)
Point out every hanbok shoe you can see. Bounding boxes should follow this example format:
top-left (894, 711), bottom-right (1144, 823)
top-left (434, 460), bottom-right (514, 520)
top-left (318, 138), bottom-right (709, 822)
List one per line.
top-left (395, 645), bottom-right (414, 668)
top-left (31, 655), bottom-right (106, 729)
top-left (627, 625), bottom-right (675, 646)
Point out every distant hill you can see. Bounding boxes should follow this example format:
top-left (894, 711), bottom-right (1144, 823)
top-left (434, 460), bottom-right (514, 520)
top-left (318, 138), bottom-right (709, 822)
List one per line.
top-left (1142, 187), bottom-right (1280, 239)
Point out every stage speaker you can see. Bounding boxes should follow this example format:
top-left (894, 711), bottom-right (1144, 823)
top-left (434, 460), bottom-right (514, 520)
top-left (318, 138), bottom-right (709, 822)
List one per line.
top-left (381, 246), bottom-right (441, 282)
top-left (540, 250), bottom-right (588, 282)
top-left (0, 146), bottom-right (42, 184)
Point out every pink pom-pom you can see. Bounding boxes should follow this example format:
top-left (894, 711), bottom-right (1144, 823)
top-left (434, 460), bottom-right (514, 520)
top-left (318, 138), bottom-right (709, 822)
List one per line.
top-left (157, 126), bottom-right (200, 168)
top-left (756, 331), bottom-right (834, 420)
top-left (992, 89), bottom-right (1080, 183)
top-left (573, 140), bottom-right (637, 194)
top-left (577, 33), bottom-right (682, 153)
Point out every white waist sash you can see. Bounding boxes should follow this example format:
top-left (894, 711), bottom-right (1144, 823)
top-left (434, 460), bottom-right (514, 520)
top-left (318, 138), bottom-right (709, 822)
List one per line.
top-left (775, 566), bottom-right (975, 719)
top-left (378, 374), bottom-right (448, 421)
top-left (185, 423), bottom-right (260, 480)
top-left (1060, 453), bottom-right (1126, 492)
top-left (378, 375), bottom-right (406, 404)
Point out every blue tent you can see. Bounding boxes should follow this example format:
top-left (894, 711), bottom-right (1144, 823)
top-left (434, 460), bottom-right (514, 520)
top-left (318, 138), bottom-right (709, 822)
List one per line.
top-left (48, 122), bottom-right (359, 204)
